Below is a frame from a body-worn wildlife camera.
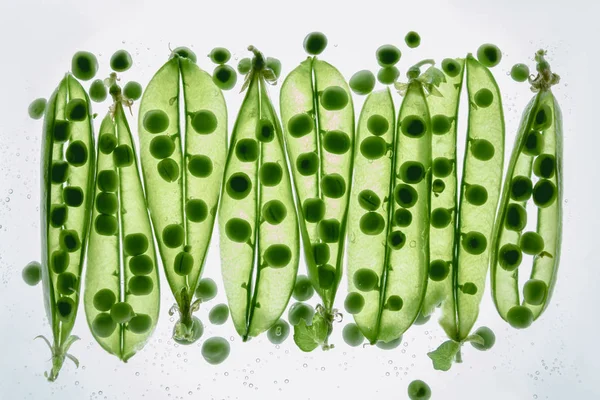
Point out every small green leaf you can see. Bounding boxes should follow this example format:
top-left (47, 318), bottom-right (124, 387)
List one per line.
top-left (293, 318), bottom-right (320, 352)
top-left (427, 340), bottom-right (461, 371)
top-left (311, 312), bottom-right (328, 344)
top-left (463, 334), bottom-right (485, 346)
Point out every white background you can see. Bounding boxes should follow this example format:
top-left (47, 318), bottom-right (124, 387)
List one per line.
top-left (0, 0), bottom-right (598, 399)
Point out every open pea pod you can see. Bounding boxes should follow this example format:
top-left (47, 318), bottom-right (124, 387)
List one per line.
top-left (84, 92), bottom-right (160, 360)
top-left (39, 74), bottom-right (95, 380)
top-left (219, 47), bottom-right (299, 340)
top-left (280, 54), bottom-right (355, 349)
top-left (138, 50), bottom-right (227, 344)
top-left (491, 51), bottom-right (562, 329)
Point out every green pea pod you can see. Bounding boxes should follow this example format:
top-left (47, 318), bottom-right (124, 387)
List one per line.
top-left (138, 51), bottom-right (227, 344)
top-left (84, 95), bottom-right (160, 360)
top-left (39, 74), bottom-right (95, 380)
top-left (219, 47), bottom-right (299, 340)
top-left (280, 54), bottom-right (355, 348)
top-left (421, 58), bottom-right (465, 319)
top-left (491, 51), bottom-right (562, 328)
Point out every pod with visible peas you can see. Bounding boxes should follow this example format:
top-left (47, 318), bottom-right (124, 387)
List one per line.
top-left (84, 80), bottom-right (160, 360)
top-left (36, 73), bottom-right (96, 380)
top-left (280, 32), bottom-right (354, 350)
top-left (219, 46), bottom-right (299, 341)
top-left (491, 50), bottom-right (562, 329)
top-left (138, 46), bottom-right (227, 344)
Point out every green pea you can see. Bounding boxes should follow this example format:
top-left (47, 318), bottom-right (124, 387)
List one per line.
top-left (57, 272), bottom-right (77, 295)
top-left (28, 98), bottom-right (47, 119)
top-left (303, 198), bottom-right (325, 223)
top-left (22, 261), bottom-right (42, 286)
top-left (208, 47), bottom-right (231, 64)
top-left (318, 219), bottom-right (340, 243)
top-left (109, 49), bottom-right (133, 72)
top-left (50, 204), bottom-right (68, 227)
top-left (407, 379), bottom-right (432, 400)
top-left (476, 43), bottom-right (502, 68)
top-left (267, 319), bottom-right (290, 344)
top-left (171, 46), bottom-right (197, 62)
top-left (312, 242), bottom-right (330, 265)
top-left (265, 244), bottom-right (292, 268)
top-left (376, 336), bottom-right (402, 350)
top-left (288, 113), bottom-right (314, 138)
top-left (400, 115), bottom-right (426, 138)
top-left (377, 66), bottom-right (400, 85)
top-left (185, 199), bottom-right (208, 222)
top-left (143, 109), bottom-right (170, 134)
top-left (349, 70), bottom-right (376, 95)
top-left (260, 162), bottom-right (283, 186)
top-left (191, 110), bottom-right (218, 134)
top-left (63, 185), bottom-right (84, 207)
top-left (498, 244), bottom-right (522, 271)
top-left (56, 297), bottom-right (75, 321)
top-left (342, 323), bottom-right (364, 347)
top-left (237, 58), bottom-right (252, 74)
top-left (209, 303), bottom-right (230, 325)
top-left (110, 302), bottom-right (134, 324)
top-left (256, 119), bottom-right (275, 143)
top-left (533, 154), bottom-right (555, 179)
top-left (393, 209), bottom-right (413, 227)
top-left (51, 161), bottom-right (69, 184)
top-left (460, 282), bottom-right (478, 295)
top-left (129, 254), bottom-right (154, 275)
top-left (404, 31), bottom-right (421, 48)
top-left (225, 218), bottom-right (252, 243)
top-left (394, 184), bottom-right (418, 208)
top-left (99, 133), bottom-right (117, 154)
top-left (441, 58), bottom-right (461, 77)
top-left (431, 114), bottom-right (452, 135)
top-left (432, 157), bottom-right (453, 178)
top-left (92, 313), bottom-right (117, 338)
top-left (320, 86), bottom-right (349, 111)
top-left (71, 51), bottom-right (98, 80)
top-left (149, 136), bottom-right (174, 159)
top-left (353, 268), bottom-right (379, 292)
top-left (92, 289), bottom-right (117, 312)
top-left (429, 260), bottom-right (450, 281)
top-left (461, 231), bottom-right (487, 255)
top-left (510, 175), bottom-right (533, 201)
top-left (523, 131), bottom-right (544, 156)
top-left (359, 212), bottom-right (385, 235)
top-left (386, 295), bottom-right (403, 311)
top-left (506, 305), bottom-right (534, 329)
top-left (519, 231), bottom-right (545, 255)
top-left (226, 172), bottom-right (252, 199)
top-left (66, 99), bottom-right (87, 122)
top-left (367, 114), bottom-right (389, 136)
top-left (97, 170), bottom-right (118, 192)
top-left (296, 152), bottom-right (319, 175)
top-left (235, 138), bottom-right (259, 162)
top-left (188, 155), bottom-right (213, 178)
top-left (195, 278), bottom-right (218, 301)
top-left (387, 230), bottom-right (406, 250)
top-left (317, 264), bottom-right (336, 289)
top-left (523, 279), bottom-right (547, 306)
top-left (123, 81), bottom-right (143, 100)
top-left (53, 120), bottom-right (71, 142)
top-left (59, 229), bottom-right (81, 252)
top-left (65, 140), bottom-right (88, 167)
top-left (162, 224), bottom-right (184, 248)
top-left (303, 32), bottom-right (328, 55)
top-left (376, 44), bottom-right (401, 67)
top-left (533, 179), bottom-right (557, 208)
top-left (471, 326), bottom-right (496, 351)
top-left (358, 189), bottom-right (381, 211)
top-left (510, 63), bottom-right (530, 82)
top-left (533, 104), bottom-right (552, 130)
top-left (288, 302), bottom-right (315, 325)
top-left (474, 88), bottom-right (494, 108)
top-left (124, 233), bottom-right (149, 256)
top-left (262, 200), bottom-right (287, 225)
top-left (505, 203), bottom-right (527, 231)
top-left (173, 316), bottom-right (204, 345)
top-left (293, 275), bottom-right (314, 301)
top-left (113, 144), bottom-right (134, 168)
top-left (344, 292), bottom-right (365, 314)
top-left (128, 276), bottom-right (154, 296)
top-left (51, 250), bottom-right (70, 274)
top-left (470, 138), bottom-right (495, 161)
top-left (266, 57), bottom-right (282, 79)
top-left (360, 136), bottom-right (388, 160)
top-left (321, 174), bottom-right (346, 198)
top-left (212, 65), bottom-right (237, 90)
top-left (431, 208), bottom-right (452, 229)
top-left (128, 314), bottom-right (153, 334)
top-left (323, 130), bottom-right (351, 154)
top-left (465, 184), bottom-right (488, 206)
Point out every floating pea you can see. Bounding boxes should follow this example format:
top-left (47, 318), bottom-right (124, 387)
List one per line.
top-left (28, 98), bottom-right (47, 119)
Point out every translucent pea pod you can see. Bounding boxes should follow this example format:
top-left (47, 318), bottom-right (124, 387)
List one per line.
top-left (39, 74), bottom-right (95, 380)
top-left (84, 95), bottom-right (160, 360)
top-left (280, 54), bottom-right (355, 348)
top-left (491, 51), bottom-right (562, 325)
top-left (421, 58), bottom-right (465, 319)
top-left (219, 47), bottom-right (299, 340)
top-left (138, 52), bottom-right (227, 343)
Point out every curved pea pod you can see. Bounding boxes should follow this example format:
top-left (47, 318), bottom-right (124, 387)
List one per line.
top-left (39, 74), bottom-right (95, 380)
top-left (491, 51), bottom-right (562, 328)
top-left (84, 102), bottom-right (160, 360)
top-left (280, 56), bottom-right (355, 348)
top-left (138, 54), bottom-right (227, 343)
top-left (421, 58), bottom-right (465, 318)
top-left (219, 49), bottom-right (299, 340)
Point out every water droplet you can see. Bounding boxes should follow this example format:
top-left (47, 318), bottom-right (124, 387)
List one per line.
top-left (284, 379), bottom-right (289, 384)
